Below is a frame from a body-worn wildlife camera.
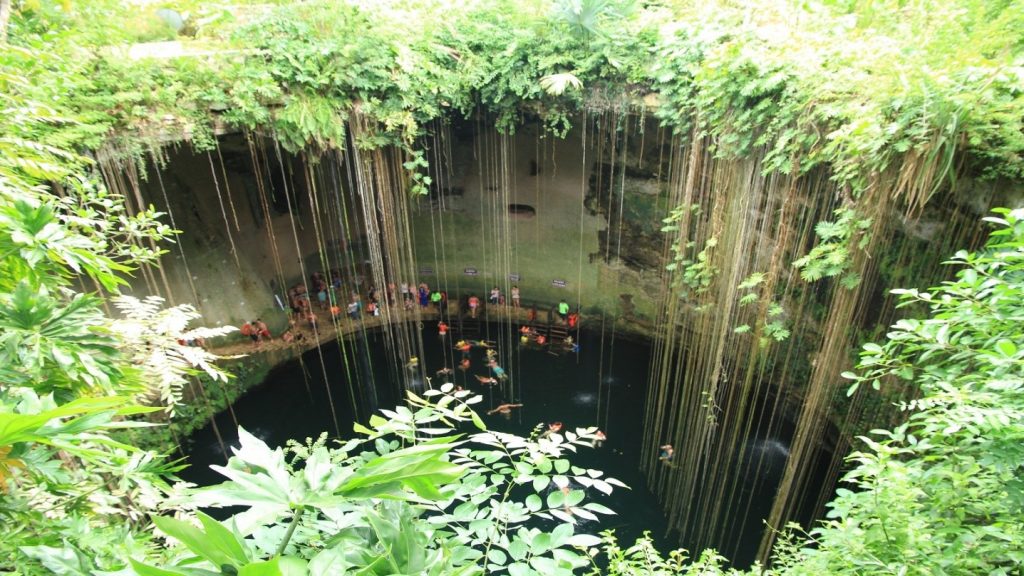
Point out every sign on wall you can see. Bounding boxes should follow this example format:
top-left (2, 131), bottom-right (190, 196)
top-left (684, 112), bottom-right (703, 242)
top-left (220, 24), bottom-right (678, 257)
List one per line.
top-left (419, 267), bottom-right (434, 275)
top-left (551, 279), bottom-right (567, 288)
top-left (464, 267), bottom-right (479, 276)
top-left (509, 273), bottom-right (521, 282)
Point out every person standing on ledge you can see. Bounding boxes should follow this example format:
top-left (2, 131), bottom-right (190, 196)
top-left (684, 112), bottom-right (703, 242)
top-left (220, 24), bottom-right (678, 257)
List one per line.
top-left (241, 321), bottom-right (259, 347)
top-left (489, 286), bottom-right (501, 305)
top-left (659, 444), bottom-right (674, 462)
top-left (511, 285), bottom-right (520, 307)
top-left (558, 299), bottom-right (570, 322)
top-left (255, 319), bottom-right (271, 343)
top-left (468, 294), bottom-right (480, 318)
top-left (418, 283), bottom-right (430, 308)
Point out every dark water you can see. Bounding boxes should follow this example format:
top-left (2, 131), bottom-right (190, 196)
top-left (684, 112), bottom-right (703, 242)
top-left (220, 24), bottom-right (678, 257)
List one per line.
top-left (180, 323), bottom-right (673, 552)
top-left (180, 323), bottom-right (819, 568)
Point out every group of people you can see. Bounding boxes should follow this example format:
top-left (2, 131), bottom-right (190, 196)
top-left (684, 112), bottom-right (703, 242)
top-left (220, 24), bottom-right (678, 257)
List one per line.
top-left (450, 338), bottom-right (499, 376)
top-left (284, 268), bottom-right (586, 330)
top-left (518, 325), bottom-right (579, 353)
top-left (466, 285), bottom-right (526, 318)
top-left (485, 285), bottom-right (522, 307)
top-left (258, 271), bottom-right (584, 356)
top-left (240, 319), bottom-right (272, 347)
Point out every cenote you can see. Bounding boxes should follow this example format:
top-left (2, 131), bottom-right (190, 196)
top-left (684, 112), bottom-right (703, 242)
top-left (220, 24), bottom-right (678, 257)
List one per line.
top-left (181, 321), bottom-right (825, 568)
top-left (100, 86), bottom-right (995, 572)
top-left (5, 1), bottom-right (1022, 573)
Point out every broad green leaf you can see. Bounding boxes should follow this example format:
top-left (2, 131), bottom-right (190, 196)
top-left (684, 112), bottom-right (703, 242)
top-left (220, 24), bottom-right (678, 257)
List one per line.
top-left (153, 514), bottom-right (239, 568)
top-left (239, 557), bottom-right (281, 576)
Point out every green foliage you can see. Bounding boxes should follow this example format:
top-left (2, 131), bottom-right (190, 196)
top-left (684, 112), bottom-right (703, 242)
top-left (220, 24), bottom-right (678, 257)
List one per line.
top-left (403, 149), bottom-right (432, 196)
top-left (666, 237), bottom-right (717, 298)
top-left (2, 2), bottom-right (1024, 575)
top-left (761, 320), bottom-right (790, 348)
top-left (592, 530), bottom-right (748, 575)
top-left (737, 273), bottom-right (765, 291)
top-left (794, 208), bottom-right (1024, 574)
top-left (0, 58), bottom-right (236, 574)
top-left (793, 207), bottom-right (872, 286)
top-left (6, 0), bottom-right (1022, 199)
top-left (648, 0), bottom-right (1024, 193)
top-left (733, 280), bottom-right (790, 347)
top-left (663, 204), bottom-right (718, 299)
top-left (134, 386), bottom-right (620, 576)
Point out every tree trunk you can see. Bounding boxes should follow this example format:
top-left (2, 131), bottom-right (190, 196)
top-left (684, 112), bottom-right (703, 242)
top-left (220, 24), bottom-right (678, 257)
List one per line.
top-left (0, 0), bottom-right (11, 44)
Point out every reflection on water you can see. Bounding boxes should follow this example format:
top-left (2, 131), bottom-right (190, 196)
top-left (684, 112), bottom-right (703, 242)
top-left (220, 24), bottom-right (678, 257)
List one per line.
top-left (572, 391), bottom-right (597, 406)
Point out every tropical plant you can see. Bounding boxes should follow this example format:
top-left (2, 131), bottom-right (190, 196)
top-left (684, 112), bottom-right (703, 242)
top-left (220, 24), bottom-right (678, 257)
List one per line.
top-left (0, 63), bottom-right (235, 572)
top-left (797, 208), bottom-right (1024, 574)
top-left (792, 207), bottom-right (872, 287)
top-left (1, 1), bottom-right (1023, 575)
top-left (132, 384), bottom-right (625, 576)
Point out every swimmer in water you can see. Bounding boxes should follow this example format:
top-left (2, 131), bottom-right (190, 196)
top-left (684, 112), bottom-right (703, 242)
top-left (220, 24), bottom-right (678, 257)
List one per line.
top-left (459, 358), bottom-right (471, 371)
top-left (540, 421), bottom-right (564, 438)
top-left (436, 367), bottom-right (454, 377)
top-left (659, 444), bottom-right (674, 462)
top-left (475, 374), bottom-right (498, 386)
top-left (559, 485), bottom-right (574, 515)
top-left (487, 403), bottom-right (523, 415)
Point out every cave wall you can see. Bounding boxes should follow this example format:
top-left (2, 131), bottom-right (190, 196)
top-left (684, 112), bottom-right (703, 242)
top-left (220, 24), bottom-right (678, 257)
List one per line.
top-left (118, 119), bottom-right (676, 337)
top-left (407, 118), bottom-right (667, 325)
top-left (118, 136), bottom-right (341, 333)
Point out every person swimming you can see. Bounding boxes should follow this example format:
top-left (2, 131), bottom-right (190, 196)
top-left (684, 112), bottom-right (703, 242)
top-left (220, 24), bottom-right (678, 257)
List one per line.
top-left (540, 421), bottom-right (564, 439)
top-left (487, 403), bottom-right (522, 415)
top-left (659, 444), bottom-right (674, 462)
top-left (475, 374), bottom-right (498, 385)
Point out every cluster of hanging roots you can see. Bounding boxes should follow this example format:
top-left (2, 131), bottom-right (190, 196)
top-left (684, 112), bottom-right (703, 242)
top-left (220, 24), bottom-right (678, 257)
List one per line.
top-left (94, 105), bottom-right (990, 564)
